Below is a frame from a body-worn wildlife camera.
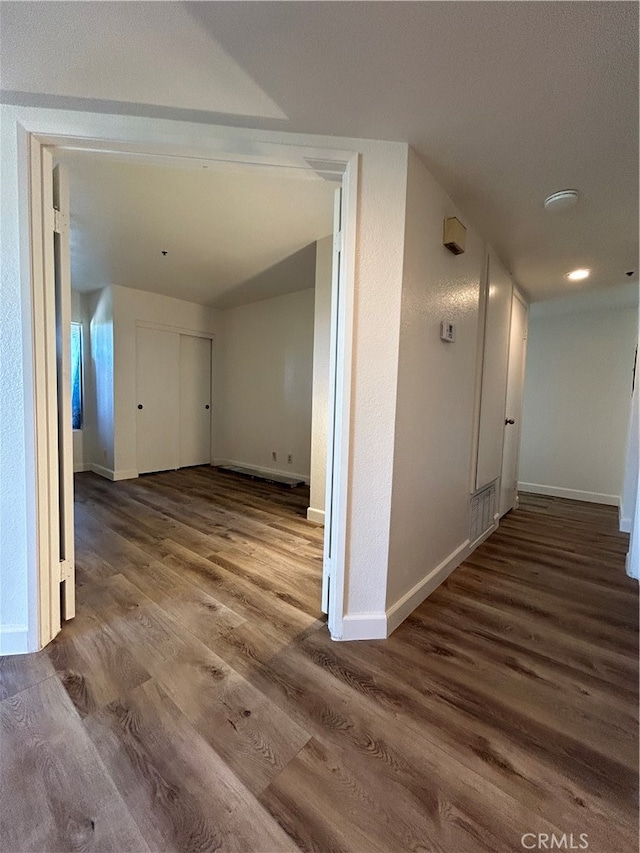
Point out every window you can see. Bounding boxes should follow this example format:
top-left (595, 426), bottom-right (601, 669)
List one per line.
top-left (71, 322), bottom-right (83, 430)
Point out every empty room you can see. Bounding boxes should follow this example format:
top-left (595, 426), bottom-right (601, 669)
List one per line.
top-left (59, 146), bottom-right (337, 635)
top-left (1, 2), bottom-right (638, 853)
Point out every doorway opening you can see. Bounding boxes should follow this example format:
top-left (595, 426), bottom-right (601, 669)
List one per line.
top-left (25, 132), bottom-right (357, 650)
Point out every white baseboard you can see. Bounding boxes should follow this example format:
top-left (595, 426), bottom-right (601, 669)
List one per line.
top-left (620, 515), bottom-right (632, 534)
top-left (0, 625), bottom-right (30, 656)
top-left (470, 520), bottom-right (499, 551)
top-left (306, 507), bottom-right (325, 524)
top-left (337, 612), bottom-right (388, 641)
top-left (386, 539), bottom-right (472, 636)
top-left (89, 464), bottom-right (138, 482)
top-left (73, 462), bottom-right (90, 473)
top-left (114, 469), bottom-right (139, 481)
top-left (518, 482), bottom-right (619, 507)
top-left (213, 458), bottom-right (310, 485)
top-left (89, 463), bottom-right (114, 480)
top-left (337, 524), bottom-right (501, 642)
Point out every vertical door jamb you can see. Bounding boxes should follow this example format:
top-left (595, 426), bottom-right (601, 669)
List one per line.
top-left (29, 139), bottom-right (61, 648)
top-left (53, 162), bottom-right (75, 619)
top-left (325, 156), bottom-right (358, 639)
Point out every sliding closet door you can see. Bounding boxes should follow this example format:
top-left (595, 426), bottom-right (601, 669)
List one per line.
top-left (136, 327), bottom-right (180, 473)
top-left (179, 335), bottom-right (212, 467)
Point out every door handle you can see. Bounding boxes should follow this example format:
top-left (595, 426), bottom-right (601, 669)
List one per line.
top-left (138, 404), bottom-right (143, 410)
top-left (505, 418), bottom-right (515, 425)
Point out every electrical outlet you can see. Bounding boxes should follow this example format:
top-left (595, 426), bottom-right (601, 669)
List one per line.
top-left (287, 454), bottom-right (293, 464)
top-left (272, 451), bottom-right (277, 462)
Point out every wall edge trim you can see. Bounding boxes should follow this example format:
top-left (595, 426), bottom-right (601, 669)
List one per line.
top-left (0, 625), bottom-right (30, 656)
top-left (339, 525), bottom-right (502, 642)
top-left (114, 469), bottom-right (140, 481)
top-left (89, 464), bottom-right (139, 482)
top-left (306, 507), bottom-right (325, 524)
top-left (89, 464), bottom-right (115, 481)
top-left (386, 539), bottom-right (471, 636)
top-left (336, 613), bottom-right (388, 641)
top-left (620, 515), bottom-right (632, 534)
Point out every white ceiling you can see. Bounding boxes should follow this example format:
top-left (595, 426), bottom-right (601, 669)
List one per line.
top-left (2, 1), bottom-right (638, 302)
top-left (58, 152), bottom-right (335, 306)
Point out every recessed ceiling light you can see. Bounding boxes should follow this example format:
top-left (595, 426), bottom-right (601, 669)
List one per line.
top-left (566, 268), bottom-right (590, 281)
top-left (544, 189), bottom-right (579, 211)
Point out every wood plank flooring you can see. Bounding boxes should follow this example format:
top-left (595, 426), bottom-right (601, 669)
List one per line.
top-left (1, 469), bottom-right (637, 853)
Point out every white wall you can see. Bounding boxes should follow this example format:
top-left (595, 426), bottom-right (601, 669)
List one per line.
top-left (386, 149), bottom-right (486, 626)
top-left (0, 103), bottom-right (408, 650)
top-left (111, 285), bottom-right (218, 478)
top-left (519, 286), bottom-right (638, 505)
top-left (308, 236), bottom-right (333, 521)
top-left (0, 108), bottom-right (30, 650)
top-left (216, 288), bottom-right (315, 481)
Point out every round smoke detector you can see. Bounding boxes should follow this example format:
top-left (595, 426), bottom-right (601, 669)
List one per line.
top-left (544, 189), bottom-right (579, 211)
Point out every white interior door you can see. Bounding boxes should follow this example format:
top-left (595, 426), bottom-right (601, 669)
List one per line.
top-left (475, 251), bottom-right (514, 490)
top-left (136, 327), bottom-right (180, 473)
top-left (179, 334), bottom-right (212, 467)
top-left (499, 294), bottom-right (528, 516)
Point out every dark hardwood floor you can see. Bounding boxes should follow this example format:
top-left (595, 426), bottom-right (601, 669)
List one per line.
top-left (1, 469), bottom-right (637, 853)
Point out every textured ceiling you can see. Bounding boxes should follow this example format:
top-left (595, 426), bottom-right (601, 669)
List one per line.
top-left (59, 152), bottom-right (334, 306)
top-left (2, 1), bottom-right (638, 302)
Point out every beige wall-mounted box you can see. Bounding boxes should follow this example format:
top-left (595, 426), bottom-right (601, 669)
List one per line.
top-left (443, 217), bottom-right (466, 255)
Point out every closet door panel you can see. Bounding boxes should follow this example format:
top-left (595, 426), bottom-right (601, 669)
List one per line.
top-left (136, 327), bottom-right (179, 474)
top-left (179, 335), bottom-right (212, 468)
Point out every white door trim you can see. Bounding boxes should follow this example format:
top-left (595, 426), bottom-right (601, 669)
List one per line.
top-left (27, 139), bottom-right (60, 648)
top-left (21, 128), bottom-right (358, 647)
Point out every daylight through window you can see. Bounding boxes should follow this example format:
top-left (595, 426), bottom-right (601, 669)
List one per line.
top-left (71, 322), bottom-right (82, 430)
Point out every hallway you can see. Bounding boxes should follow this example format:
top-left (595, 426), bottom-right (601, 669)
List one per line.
top-left (1, 470), bottom-right (637, 853)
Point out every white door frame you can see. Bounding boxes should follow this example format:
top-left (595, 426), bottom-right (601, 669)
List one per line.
top-left (22, 128), bottom-right (357, 648)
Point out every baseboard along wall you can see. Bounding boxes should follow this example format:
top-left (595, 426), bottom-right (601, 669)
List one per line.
top-left (212, 459), bottom-right (310, 485)
top-left (337, 521), bottom-right (499, 641)
top-left (518, 482), bottom-right (619, 507)
top-left (89, 464), bottom-right (139, 482)
top-left (306, 507), bottom-right (325, 524)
